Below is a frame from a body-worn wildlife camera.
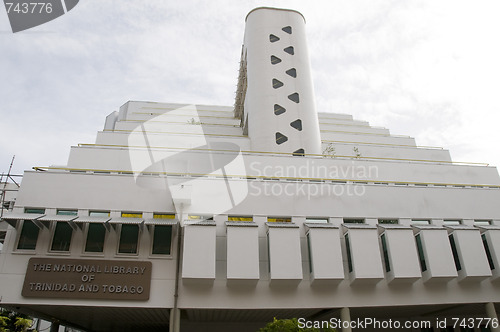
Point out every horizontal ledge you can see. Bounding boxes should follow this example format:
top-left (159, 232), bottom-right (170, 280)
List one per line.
top-left (266, 222), bottom-right (299, 228)
top-left (226, 221), bottom-right (258, 227)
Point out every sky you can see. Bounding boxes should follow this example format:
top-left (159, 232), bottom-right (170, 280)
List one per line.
top-left (1, 0), bottom-right (500, 177)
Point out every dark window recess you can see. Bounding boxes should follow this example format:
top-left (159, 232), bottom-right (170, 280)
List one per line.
top-left (152, 225), bottom-right (173, 255)
top-left (284, 46), bottom-right (295, 55)
top-left (381, 233), bottom-right (391, 272)
top-left (267, 232), bottom-right (271, 272)
top-left (449, 234), bottom-right (462, 271)
top-left (272, 78), bottom-right (284, 89)
top-left (307, 233), bottom-right (313, 273)
top-left (344, 219), bottom-right (364, 224)
top-left (85, 223), bottom-right (106, 253)
top-left (275, 132), bottom-right (288, 145)
top-left (379, 219), bottom-right (398, 224)
top-left (17, 220), bottom-right (40, 250)
top-left (288, 93), bottom-right (300, 103)
top-left (293, 149), bottom-right (305, 157)
top-left (25, 208), bottom-right (45, 214)
top-left (271, 55), bottom-right (282, 65)
top-left (269, 34), bottom-right (280, 43)
top-left (282, 26), bottom-right (292, 34)
top-left (118, 224), bottom-right (139, 254)
top-left (482, 234), bottom-right (495, 270)
top-left (51, 222), bottom-right (73, 251)
top-left (286, 68), bottom-right (297, 78)
top-left (290, 119), bottom-right (302, 131)
top-left (345, 233), bottom-right (353, 273)
top-left (274, 104), bottom-right (286, 115)
top-left (415, 234), bottom-right (427, 272)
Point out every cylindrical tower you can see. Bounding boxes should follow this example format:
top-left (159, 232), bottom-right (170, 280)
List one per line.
top-left (241, 7), bottom-right (322, 156)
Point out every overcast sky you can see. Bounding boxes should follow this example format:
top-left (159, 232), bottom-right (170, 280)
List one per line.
top-left (1, 0), bottom-right (500, 177)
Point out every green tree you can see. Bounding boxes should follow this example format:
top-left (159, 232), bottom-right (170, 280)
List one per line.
top-left (259, 317), bottom-right (336, 332)
top-left (0, 309), bottom-right (36, 332)
top-left (15, 317), bottom-right (33, 332)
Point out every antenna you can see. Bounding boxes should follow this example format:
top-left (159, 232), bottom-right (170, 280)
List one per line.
top-left (1, 155), bottom-right (16, 218)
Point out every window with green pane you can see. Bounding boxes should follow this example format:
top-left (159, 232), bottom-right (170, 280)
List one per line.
top-left (85, 223), bottom-right (106, 253)
top-left (25, 208), bottom-right (45, 214)
top-left (17, 220), bottom-right (40, 250)
top-left (118, 224), bottom-right (139, 254)
top-left (152, 225), bottom-right (172, 255)
top-left (51, 222), bottom-right (73, 251)
top-left (57, 210), bottom-right (77, 216)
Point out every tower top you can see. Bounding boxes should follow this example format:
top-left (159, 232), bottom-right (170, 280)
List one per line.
top-left (245, 7), bottom-right (306, 23)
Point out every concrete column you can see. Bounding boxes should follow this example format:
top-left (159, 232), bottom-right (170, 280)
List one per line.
top-left (486, 302), bottom-right (500, 332)
top-left (169, 308), bottom-right (180, 332)
top-left (340, 307), bottom-right (352, 332)
top-left (49, 322), bottom-right (60, 332)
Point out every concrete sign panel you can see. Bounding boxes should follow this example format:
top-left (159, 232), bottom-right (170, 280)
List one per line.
top-left (22, 258), bottom-right (151, 300)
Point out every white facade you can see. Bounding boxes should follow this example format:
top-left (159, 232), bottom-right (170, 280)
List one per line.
top-left (1, 7), bottom-right (500, 332)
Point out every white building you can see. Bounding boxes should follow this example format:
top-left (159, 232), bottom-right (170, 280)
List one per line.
top-left (1, 7), bottom-right (500, 332)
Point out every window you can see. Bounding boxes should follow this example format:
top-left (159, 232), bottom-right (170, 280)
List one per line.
top-left (51, 222), bottom-right (73, 252)
top-left (284, 46), bottom-right (294, 55)
top-left (306, 218), bottom-right (328, 224)
top-left (482, 234), bottom-right (495, 270)
top-left (449, 234), bottom-right (462, 271)
top-left (288, 92), bottom-right (300, 103)
top-left (228, 216), bottom-right (253, 222)
top-left (118, 224), bottom-right (139, 254)
top-left (270, 55), bottom-right (282, 65)
top-left (345, 233), bottom-right (353, 273)
top-left (275, 132), bottom-right (288, 145)
top-left (187, 215), bottom-right (213, 221)
top-left (381, 233), bottom-right (391, 272)
top-left (475, 220), bottom-right (492, 226)
top-left (153, 213), bottom-right (175, 219)
top-left (272, 78), bottom-right (284, 89)
top-left (85, 223), bottom-right (106, 253)
top-left (17, 220), bottom-right (40, 250)
top-left (378, 219), bottom-right (398, 224)
top-left (415, 234), bottom-right (427, 272)
top-left (152, 225), bottom-right (172, 255)
top-left (89, 211), bottom-right (110, 217)
top-left (411, 219), bottom-right (430, 225)
top-left (343, 218), bottom-right (364, 224)
top-left (25, 208), bottom-right (45, 214)
top-left (267, 217), bottom-right (291, 223)
top-left (121, 212), bottom-right (142, 218)
top-left (57, 209), bottom-right (77, 216)
top-left (443, 220), bottom-right (461, 226)
top-left (292, 148), bottom-right (305, 157)
top-left (290, 119), bottom-right (302, 131)
top-left (286, 68), bottom-right (297, 78)
top-left (269, 34), bottom-right (280, 42)
top-left (274, 104), bottom-right (286, 116)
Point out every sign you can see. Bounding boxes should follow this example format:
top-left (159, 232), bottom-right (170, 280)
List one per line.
top-left (22, 258), bottom-right (152, 300)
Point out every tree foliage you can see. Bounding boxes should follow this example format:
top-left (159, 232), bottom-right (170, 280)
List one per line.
top-left (259, 317), bottom-right (336, 332)
top-left (0, 310), bottom-right (36, 332)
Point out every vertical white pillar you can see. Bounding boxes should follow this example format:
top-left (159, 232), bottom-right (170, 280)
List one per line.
top-left (340, 307), bottom-right (352, 332)
top-left (486, 302), bottom-right (500, 332)
top-left (170, 308), bottom-right (180, 332)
